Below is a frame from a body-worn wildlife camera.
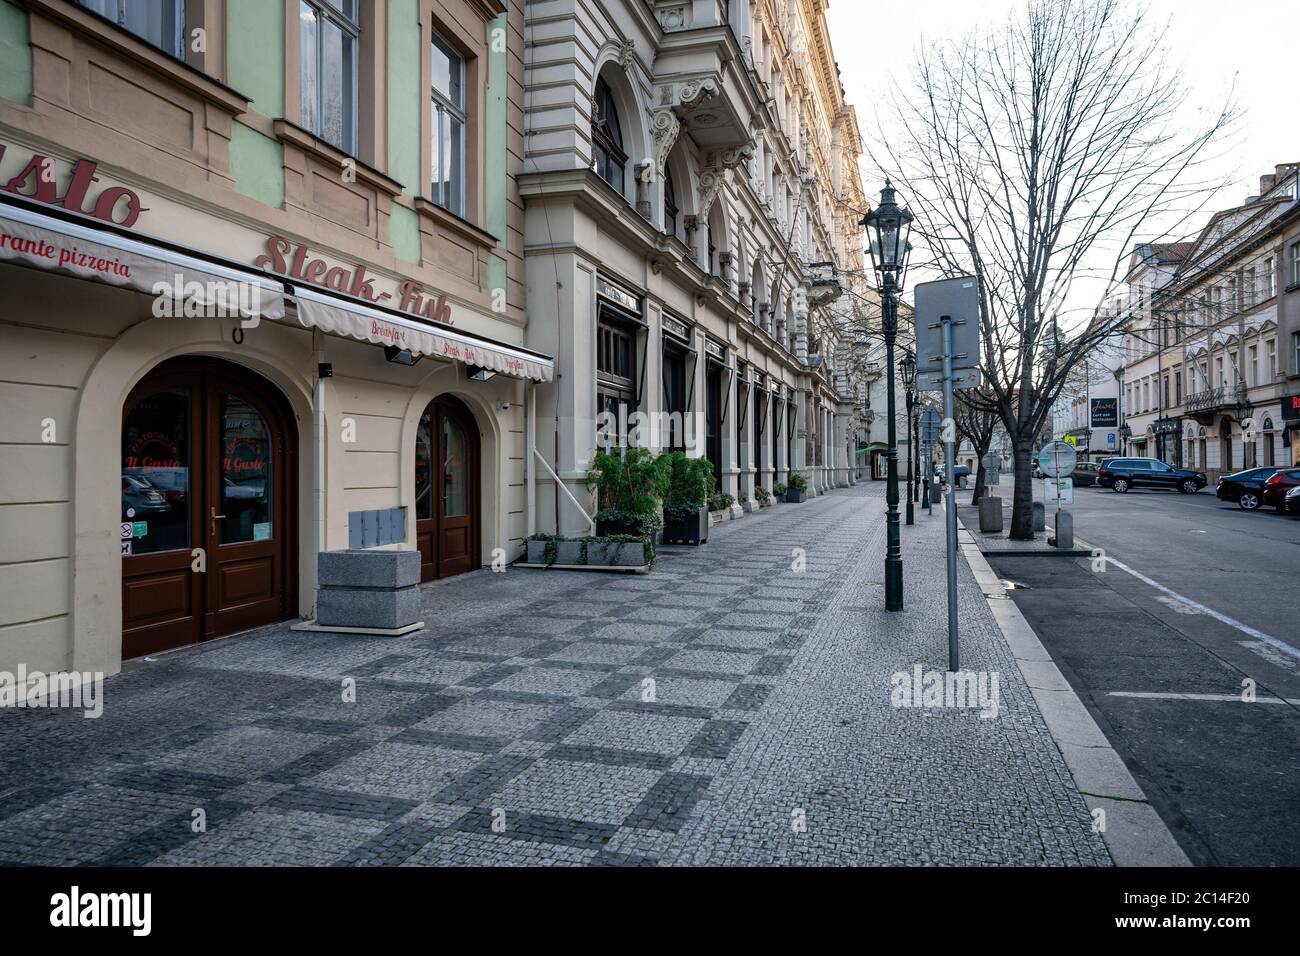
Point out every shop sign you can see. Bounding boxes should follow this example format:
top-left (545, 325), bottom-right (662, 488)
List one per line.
top-left (662, 314), bottom-right (690, 342)
top-left (1282, 394), bottom-right (1300, 423)
top-left (1090, 398), bottom-right (1118, 428)
top-left (0, 144), bottom-right (146, 227)
top-left (704, 338), bottom-right (725, 361)
top-left (255, 235), bottom-right (453, 326)
top-left (596, 275), bottom-right (641, 313)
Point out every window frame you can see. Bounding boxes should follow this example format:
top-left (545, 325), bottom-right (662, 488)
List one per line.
top-left (299, 0), bottom-right (360, 156)
top-left (76, 0), bottom-right (186, 59)
top-left (591, 76), bottom-right (628, 195)
top-left (429, 28), bottom-right (467, 217)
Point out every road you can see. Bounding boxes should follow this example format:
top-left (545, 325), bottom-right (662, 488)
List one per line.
top-left (987, 482), bottom-right (1300, 866)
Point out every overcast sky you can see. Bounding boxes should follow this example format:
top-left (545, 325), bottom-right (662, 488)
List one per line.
top-left (826, 0), bottom-right (1299, 316)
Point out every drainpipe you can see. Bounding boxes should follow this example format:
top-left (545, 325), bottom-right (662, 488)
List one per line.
top-left (313, 330), bottom-right (328, 618)
top-left (526, 379), bottom-right (536, 539)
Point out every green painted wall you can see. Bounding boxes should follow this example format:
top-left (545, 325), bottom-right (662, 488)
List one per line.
top-left (390, 203), bottom-right (420, 264)
top-left (485, 13), bottom-right (507, 245)
top-left (227, 0), bottom-right (284, 116)
top-left (0, 0), bottom-right (32, 105)
top-left (387, 0), bottom-right (421, 196)
top-left (229, 122), bottom-right (284, 208)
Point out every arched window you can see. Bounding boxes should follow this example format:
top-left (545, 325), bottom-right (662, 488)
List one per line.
top-left (592, 76), bottom-right (627, 193)
top-left (664, 168), bottom-right (679, 237)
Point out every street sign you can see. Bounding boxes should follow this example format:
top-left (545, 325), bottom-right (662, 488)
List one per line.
top-left (1044, 477), bottom-right (1074, 505)
top-left (1062, 435), bottom-right (1078, 447)
top-left (915, 277), bottom-right (980, 375)
top-left (919, 407), bottom-right (942, 443)
top-left (981, 452), bottom-right (1001, 485)
top-left (917, 367), bottom-right (980, 392)
top-left (120, 523), bottom-right (132, 540)
top-left (1036, 440), bottom-right (1077, 478)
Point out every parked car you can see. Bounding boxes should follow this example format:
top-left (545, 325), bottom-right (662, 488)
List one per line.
top-left (1215, 467), bottom-right (1280, 510)
top-left (1262, 468), bottom-right (1300, 511)
top-left (1071, 462), bottom-right (1101, 487)
top-left (1284, 485), bottom-right (1300, 517)
top-left (121, 474), bottom-right (170, 515)
top-left (1096, 457), bottom-right (1207, 494)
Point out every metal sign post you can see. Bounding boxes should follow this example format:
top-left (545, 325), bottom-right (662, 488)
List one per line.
top-left (940, 315), bottom-right (960, 673)
top-left (916, 277), bottom-right (980, 674)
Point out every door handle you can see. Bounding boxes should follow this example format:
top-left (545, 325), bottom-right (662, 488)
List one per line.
top-left (210, 507), bottom-right (226, 537)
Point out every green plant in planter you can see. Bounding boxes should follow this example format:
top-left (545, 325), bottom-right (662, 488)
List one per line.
top-left (587, 447), bottom-right (670, 536)
top-left (755, 486), bottom-right (771, 503)
top-left (773, 481), bottom-right (787, 496)
top-left (661, 452), bottom-right (714, 522)
top-left (738, 491), bottom-right (749, 504)
top-left (707, 491), bottom-right (735, 511)
top-left (787, 472), bottom-right (808, 492)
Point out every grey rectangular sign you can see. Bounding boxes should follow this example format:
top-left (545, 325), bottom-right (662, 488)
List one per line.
top-left (914, 276), bottom-right (980, 374)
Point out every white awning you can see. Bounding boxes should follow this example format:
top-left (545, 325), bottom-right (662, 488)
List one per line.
top-left (292, 286), bottom-right (554, 382)
top-left (0, 201), bottom-right (284, 320)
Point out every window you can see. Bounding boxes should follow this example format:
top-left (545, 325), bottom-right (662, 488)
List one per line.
top-left (1293, 332), bottom-right (1300, 375)
top-left (1267, 339), bottom-right (1277, 382)
top-left (78, 0), bottom-right (184, 57)
top-left (1175, 370), bottom-right (1182, 405)
top-left (430, 31), bottom-right (466, 216)
top-left (1264, 256), bottom-right (1276, 298)
top-left (596, 313), bottom-right (636, 443)
top-left (592, 76), bottom-right (627, 194)
top-left (300, 0), bottom-right (358, 154)
top-left (664, 168), bottom-right (678, 237)
top-left (1291, 242), bottom-right (1300, 287)
top-left (1248, 344), bottom-right (1259, 386)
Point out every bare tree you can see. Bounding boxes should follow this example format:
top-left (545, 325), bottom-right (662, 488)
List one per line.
top-left (876, 0), bottom-right (1237, 538)
top-left (953, 392), bottom-right (1000, 503)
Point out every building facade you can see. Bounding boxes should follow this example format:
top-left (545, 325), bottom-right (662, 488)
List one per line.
top-left (0, 0), bottom-right (545, 677)
top-left (519, 0), bottom-right (876, 531)
top-left (1118, 165), bottom-right (1299, 481)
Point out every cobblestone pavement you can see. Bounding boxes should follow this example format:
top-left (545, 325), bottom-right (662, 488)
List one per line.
top-left (0, 485), bottom-right (1111, 866)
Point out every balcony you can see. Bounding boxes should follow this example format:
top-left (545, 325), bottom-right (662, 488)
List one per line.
top-left (1184, 384), bottom-right (1249, 423)
top-left (652, 4), bottom-right (765, 154)
top-left (806, 261), bottom-right (843, 306)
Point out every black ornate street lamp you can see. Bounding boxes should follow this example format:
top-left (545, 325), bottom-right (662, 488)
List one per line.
top-left (862, 180), bottom-right (913, 612)
top-left (901, 354), bottom-right (917, 526)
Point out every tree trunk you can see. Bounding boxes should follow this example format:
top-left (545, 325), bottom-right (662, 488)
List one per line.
top-left (971, 462), bottom-right (987, 505)
top-left (1009, 438), bottom-right (1036, 540)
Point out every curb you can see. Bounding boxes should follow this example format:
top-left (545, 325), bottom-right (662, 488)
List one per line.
top-left (955, 519), bottom-right (1191, 867)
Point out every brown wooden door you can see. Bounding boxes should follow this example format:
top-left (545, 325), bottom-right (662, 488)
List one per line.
top-left (415, 396), bottom-right (479, 582)
top-left (121, 358), bottom-right (294, 659)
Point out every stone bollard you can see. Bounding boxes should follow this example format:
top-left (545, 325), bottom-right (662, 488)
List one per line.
top-left (315, 549), bottom-right (423, 634)
top-left (1054, 510), bottom-right (1074, 549)
top-left (978, 496), bottom-right (1003, 533)
top-left (1032, 501), bottom-right (1046, 532)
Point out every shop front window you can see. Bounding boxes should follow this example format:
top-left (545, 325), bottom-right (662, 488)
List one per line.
top-left (219, 394), bottom-right (274, 544)
top-left (121, 388), bottom-right (190, 555)
top-left (443, 416), bottom-right (469, 517)
top-left (415, 413), bottom-right (435, 521)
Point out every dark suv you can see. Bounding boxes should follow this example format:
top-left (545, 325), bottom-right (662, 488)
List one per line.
top-left (1097, 457), bottom-right (1207, 494)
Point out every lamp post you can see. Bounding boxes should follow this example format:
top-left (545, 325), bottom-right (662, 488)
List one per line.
top-left (901, 354), bottom-right (917, 526)
top-left (862, 180), bottom-right (913, 612)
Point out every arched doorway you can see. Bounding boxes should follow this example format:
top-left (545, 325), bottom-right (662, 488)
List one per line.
top-left (121, 357), bottom-right (297, 658)
top-left (415, 394), bottom-right (481, 582)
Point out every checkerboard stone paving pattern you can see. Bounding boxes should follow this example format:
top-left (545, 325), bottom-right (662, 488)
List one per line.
top-left (0, 486), bottom-right (1111, 867)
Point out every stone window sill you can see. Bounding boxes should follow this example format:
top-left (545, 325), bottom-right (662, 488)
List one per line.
top-left (414, 197), bottom-right (499, 253)
top-left (273, 120), bottom-right (404, 198)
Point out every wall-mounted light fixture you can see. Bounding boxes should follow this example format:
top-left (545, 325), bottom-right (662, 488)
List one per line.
top-left (384, 345), bottom-right (420, 366)
top-left (466, 365), bottom-right (496, 382)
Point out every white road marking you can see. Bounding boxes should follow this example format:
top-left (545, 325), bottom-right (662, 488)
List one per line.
top-left (1108, 691), bottom-right (1300, 706)
top-left (1237, 640), bottom-right (1300, 673)
top-left (1100, 554), bottom-right (1300, 663)
top-left (1155, 594), bottom-right (1203, 616)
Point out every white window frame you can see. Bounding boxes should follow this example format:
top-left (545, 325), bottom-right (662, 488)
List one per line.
top-left (430, 29), bottom-right (467, 217)
top-left (77, 0), bottom-right (185, 57)
top-left (299, 0), bottom-right (360, 155)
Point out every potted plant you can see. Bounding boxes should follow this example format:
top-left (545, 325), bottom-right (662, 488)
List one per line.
top-left (785, 472), bottom-right (808, 503)
top-left (587, 447), bottom-right (669, 539)
top-left (755, 486), bottom-right (772, 508)
top-left (526, 533), bottom-right (650, 570)
top-left (661, 452), bottom-right (712, 545)
top-left (739, 490), bottom-right (757, 514)
top-left (772, 480), bottom-right (787, 502)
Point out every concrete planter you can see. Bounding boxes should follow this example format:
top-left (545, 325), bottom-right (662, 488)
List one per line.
top-left (555, 540), bottom-right (584, 565)
top-left (526, 539), bottom-right (549, 564)
top-left (315, 549), bottom-right (421, 632)
top-left (662, 507), bottom-right (708, 545)
top-left (785, 489), bottom-right (807, 503)
top-left (587, 541), bottom-right (646, 566)
top-left (740, 499), bottom-right (758, 514)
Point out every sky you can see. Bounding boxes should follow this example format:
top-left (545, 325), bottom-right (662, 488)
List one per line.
top-left (825, 0), bottom-right (1300, 318)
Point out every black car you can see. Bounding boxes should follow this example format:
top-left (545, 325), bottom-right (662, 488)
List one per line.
top-left (1215, 467), bottom-right (1279, 511)
top-left (1071, 462), bottom-right (1101, 487)
top-left (1285, 486), bottom-right (1300, 517)
top-left (1096, 457), bottom-right (1207, 494)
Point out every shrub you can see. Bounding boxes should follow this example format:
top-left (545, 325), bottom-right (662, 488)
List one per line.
top-left (755, 486), bottom-right (771, 503)
top-left (787, 472), bottom-right (807, 492)
top-left (772, 481), bottom-right (787, 496)
top-left (587, 447), bottom-right (669, 530)
top-left (662, 451), bottom-right (714, 522)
